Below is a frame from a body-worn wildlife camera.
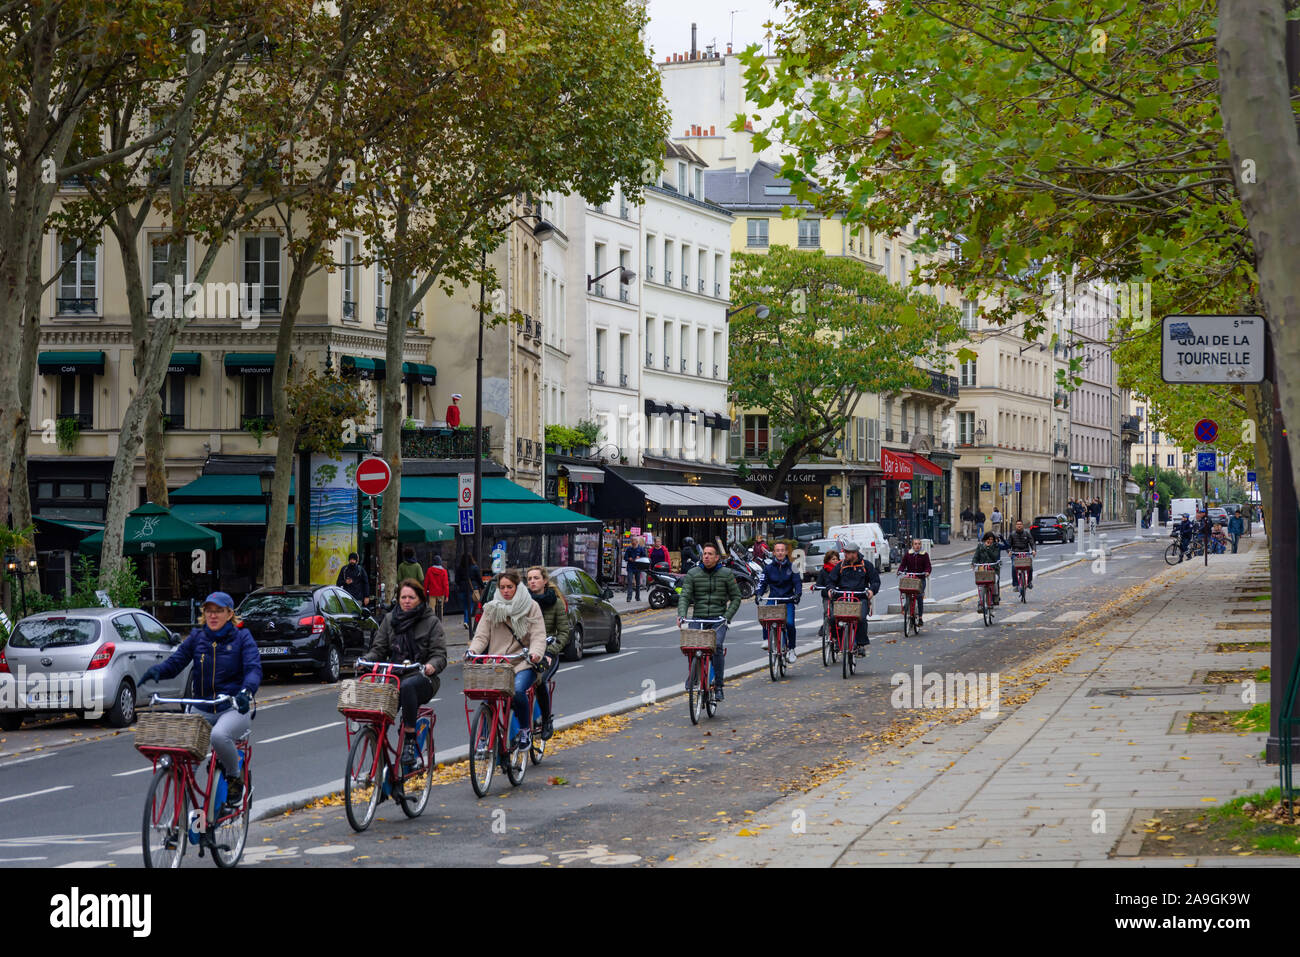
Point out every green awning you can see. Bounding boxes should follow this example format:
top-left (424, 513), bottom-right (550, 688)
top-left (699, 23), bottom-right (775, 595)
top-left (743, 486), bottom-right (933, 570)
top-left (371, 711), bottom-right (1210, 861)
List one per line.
top-left (360, 503), bottom-right (455, 543)
top-left (404, 500), bottom-right (598, 531)
top-left (38, 351), bottom-right (105, 375)
top-left (224, 353), bottom-right (277, 375)
top-left (170, 474), bottom-right (295, 499)
top-left (172, 503), bottom-right (295, 525)
top-left (402, 362), bottom-right (436, 385)
top-left (341, 355), bottom-right (384, 380)
top-left (33, 516), bottom-right (103, 538)
top-left (168, 352), bottom-right (201, 375)
top-left (399, 476), bottom-right (545, 502)
top-left (79, 502), bottom-right (222, 555)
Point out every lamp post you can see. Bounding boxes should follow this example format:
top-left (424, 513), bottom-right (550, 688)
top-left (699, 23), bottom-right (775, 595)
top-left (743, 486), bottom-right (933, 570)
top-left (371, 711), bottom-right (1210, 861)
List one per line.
top-left (726, 301), bottom-right (769, 320)
top-left (587, 264), bottom-right (636, 293)
top-left (5, 557), bottom-right (37, 618)
top-left (475, 211), bottom-right (556, 568)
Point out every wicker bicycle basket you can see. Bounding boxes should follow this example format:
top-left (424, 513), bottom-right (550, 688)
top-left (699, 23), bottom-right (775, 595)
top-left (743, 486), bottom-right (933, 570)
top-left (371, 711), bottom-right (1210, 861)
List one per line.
top-left (680, 628), bottom-right (717, 651)
top-left (898, 576), bottom-right (923, 593)
top-left (462, 662), bottom-right (516, 696)
top-left (832, 600), bottom-right (862, 620)
top-left (973, 569), bottom-right (997, 584)
top-left (756, 604), bottom-right (786, 622)
top-left (337, 679), bottom-right (399, 720)
top-left (135, 712), bottom-right (211, 759)
top-left (1012, 555), bottom-right (1034, 570)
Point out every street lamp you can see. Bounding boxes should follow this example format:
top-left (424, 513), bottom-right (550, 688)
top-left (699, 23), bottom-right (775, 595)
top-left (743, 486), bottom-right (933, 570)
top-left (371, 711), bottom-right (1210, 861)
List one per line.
top-left (5, 557), bottom-right (37, 618)
top-left (587, 265), bottom-right (636, 291)
top-left (475, 211), bottom-right (556, 567)
top-left (726, 301), bottom-right (769, 320)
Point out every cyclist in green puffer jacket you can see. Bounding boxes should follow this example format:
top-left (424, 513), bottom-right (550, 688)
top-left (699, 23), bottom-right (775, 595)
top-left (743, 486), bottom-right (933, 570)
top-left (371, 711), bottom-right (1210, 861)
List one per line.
top-left (677, 542), bottom-right (741, 699)
top-left (525, 566), bottom-right (570, 740)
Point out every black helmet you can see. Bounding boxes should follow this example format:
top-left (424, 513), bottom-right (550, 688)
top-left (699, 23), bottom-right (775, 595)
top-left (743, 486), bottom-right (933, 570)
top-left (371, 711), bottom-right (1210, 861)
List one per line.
top-left (683, 536), bottom-right (695, 546)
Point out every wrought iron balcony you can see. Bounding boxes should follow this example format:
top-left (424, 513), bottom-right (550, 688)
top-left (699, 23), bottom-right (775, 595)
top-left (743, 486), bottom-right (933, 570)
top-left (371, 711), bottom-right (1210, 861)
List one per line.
top-left (596, 369), bottom-right (606, 384)
top-left (698, 279), bottom-right (705, 293)
top-left (664, 355), bottom-right (672, 370)
top-left (58, 412), bottom-right (94, 429)
top-left (885, 429), bottom-right (895, 441)
top-left (665, 270), bottom-right (672, 284)
top-left (647, 265), bottom-right (654, 279)
top-left (680, 359), bottom-right (687, 373)
top-left (922, 369), bottom-right (960, 398)
top-left (375, 306), bottom-right (387, 324)
top-left (342, 299), bottom-right (356, 320)
top-left (713, 364), bottom-right (719, 378)
top-left (620, 288), bottom-right (629, 302)
top-left (646, 351), bottom-right (654, 367)
top-left (57, 297), bottom-right (98, 315)
top-left (594, 282), bottom-right (606, 297)
top-left (406, 310), bottom-right (423, 330)
top-left (697, 361), bottom-right (703, 375)
top-left (715, 282), bottom-right (722, 296)
top-left (620, 373), bottom-right (628, 387)
top-left (401, 426), bottom-right (490, 459)
top-left (681, 274), bottom-right (690, 290)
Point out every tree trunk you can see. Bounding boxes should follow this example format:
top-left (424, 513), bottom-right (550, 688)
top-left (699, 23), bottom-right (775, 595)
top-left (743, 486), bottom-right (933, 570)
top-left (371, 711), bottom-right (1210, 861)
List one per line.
top-left (379, 270), bottom-right (408, 603)
top-left (261, 237), bottom-right (323, 588)
top-left (145, 391), bottom-right (169, 507)
top-left (11, 237), bottom-right (46, 591)
top-left (1218, 1), bottom-right (1300, 503)
top-left (1245, 382), bottom-right (1272, 529)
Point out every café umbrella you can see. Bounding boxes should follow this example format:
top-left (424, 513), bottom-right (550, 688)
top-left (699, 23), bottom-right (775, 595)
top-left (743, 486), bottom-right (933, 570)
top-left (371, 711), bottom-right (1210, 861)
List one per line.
top-left (79, 502), bottom-right (223, 606)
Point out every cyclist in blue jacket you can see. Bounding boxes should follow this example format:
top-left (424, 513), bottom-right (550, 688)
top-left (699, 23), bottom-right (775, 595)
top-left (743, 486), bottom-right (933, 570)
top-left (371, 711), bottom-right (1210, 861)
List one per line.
top-left (756, 540), bottom-right (802, 665)
top-left (141, 592), bottom-right (261, 810)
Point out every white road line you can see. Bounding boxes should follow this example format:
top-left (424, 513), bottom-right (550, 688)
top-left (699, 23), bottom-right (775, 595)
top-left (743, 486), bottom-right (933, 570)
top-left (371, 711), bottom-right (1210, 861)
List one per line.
top-left (0, 856), bottom-right (47, 862)
top-left (109, 846), bottom-right (141, 855)
top-left (0, 785), bottom-right (72, 804)
top-left (592, 650), bottom-right (638, 663)
top-left (260, 721), bottom-right (343, 745)
top-left (949, 613), bottom-right (982, 624)
top-left (112, 766), bottom-right (155, 777)
top-left (55, 860), bottom-right (110, 868)
top-left (0, 752), bottom-right (54, 770)
top-left (1003, 610), bottom-right (1042, 623)
top-left (1054, 610), bottom-right (1088, 622)
top-left (557, 665), bottom-right (583, 674)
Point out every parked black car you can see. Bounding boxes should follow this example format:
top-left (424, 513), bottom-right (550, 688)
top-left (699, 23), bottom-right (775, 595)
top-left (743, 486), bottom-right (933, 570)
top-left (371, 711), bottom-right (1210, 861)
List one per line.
top-left (480, 566), bottom-right (622, 662)
top-left (1030, 514), bottom-right (1076, 544)
top-left (236, 585), bottom-right (378, 683)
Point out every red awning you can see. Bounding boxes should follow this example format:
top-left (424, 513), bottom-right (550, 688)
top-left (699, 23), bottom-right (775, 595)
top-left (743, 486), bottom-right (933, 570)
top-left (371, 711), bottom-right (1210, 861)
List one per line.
top-left (882, 449), bottom-right (942, 478)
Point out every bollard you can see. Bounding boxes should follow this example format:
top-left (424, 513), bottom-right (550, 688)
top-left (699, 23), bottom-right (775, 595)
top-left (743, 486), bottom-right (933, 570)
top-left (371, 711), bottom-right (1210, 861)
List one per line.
top-left (1075, 518), bottom-right (1086, 555)
top-left (1134, 512), bottom-right (1143, 541)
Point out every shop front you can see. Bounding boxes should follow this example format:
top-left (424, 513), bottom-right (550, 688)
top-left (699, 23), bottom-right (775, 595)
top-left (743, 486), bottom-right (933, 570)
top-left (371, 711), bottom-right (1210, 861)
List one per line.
top-left (881, 448), bottom-right (944, 539)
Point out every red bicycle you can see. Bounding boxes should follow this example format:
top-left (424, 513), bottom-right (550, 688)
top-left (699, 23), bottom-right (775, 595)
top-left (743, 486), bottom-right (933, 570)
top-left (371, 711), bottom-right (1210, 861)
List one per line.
top-left (973, 563), bottom-right (998, 627)
top-left (1011, 552), bottom-right (1034, 603)
top-left (340, 661), bottom-right (436, 832)
top-left (463, 640), bottom-right (555, 798)
top-left (680, 616), bottom-right (725, 724)
top-left (137, 693), bottom-right (254, 869)
top-left (829, 589), bottom-right (870, 679)
top-left (899, 573), bottom-right (925, 636)
top-left (757, 596), bottom-right (796, 681)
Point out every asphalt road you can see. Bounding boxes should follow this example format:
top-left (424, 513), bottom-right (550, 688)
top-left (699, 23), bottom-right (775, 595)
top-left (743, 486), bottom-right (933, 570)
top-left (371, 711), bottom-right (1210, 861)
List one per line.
top-left (0, 533), bottom-right (1158, 867)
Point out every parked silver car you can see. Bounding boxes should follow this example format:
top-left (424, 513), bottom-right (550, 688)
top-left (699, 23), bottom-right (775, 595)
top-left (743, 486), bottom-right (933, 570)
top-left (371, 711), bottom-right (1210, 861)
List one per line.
top-left (0, 608), bottom-right (192, 730)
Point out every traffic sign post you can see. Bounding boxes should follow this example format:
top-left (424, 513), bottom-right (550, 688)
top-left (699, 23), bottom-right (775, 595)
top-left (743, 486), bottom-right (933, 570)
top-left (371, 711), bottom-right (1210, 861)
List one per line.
top-left (1194, 419), bottom-right (1218, 444)
top-left (458, 472), bottom-right (475, 536)
top-left (899, 481), bottom-right (912, 500)
top-left (1196, 451), bottom-right (1216, 473)
top-left (356, 457), bottom-right (392, 497)
top-left (1161, 315), bottom-right (1265, 383)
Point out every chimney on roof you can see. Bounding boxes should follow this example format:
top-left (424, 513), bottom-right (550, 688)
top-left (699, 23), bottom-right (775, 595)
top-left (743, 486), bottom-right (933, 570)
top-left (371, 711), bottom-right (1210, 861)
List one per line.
top-left (691, 22), bottom-right (697, 59)
top-left (710, 125), bottom-right (715, 136)
top-left (727, 42), bottom-right (733, 55)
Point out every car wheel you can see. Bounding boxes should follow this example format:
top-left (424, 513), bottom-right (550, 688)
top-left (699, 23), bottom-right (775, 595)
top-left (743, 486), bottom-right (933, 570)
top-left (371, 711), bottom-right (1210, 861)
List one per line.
top-left (605, 617), bottom-right (622, 654)
top-left (0, 713), bottom-right (23, 732)
top-left (564, 624), bottom-right (584, 661)
top-left (317, 643), bottom-right (342, 683)
top-left (107, 680), bottom-right (137, 728)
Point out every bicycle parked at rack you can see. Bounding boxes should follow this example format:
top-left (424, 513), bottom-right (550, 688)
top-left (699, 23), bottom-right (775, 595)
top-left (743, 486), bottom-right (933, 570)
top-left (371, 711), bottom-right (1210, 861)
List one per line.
top-left (680, 617), bottom-right (725, 724)
top-left (338, 661), bottom-right (436, 832)
top-left (136, 693), bottom-right (254, 869)
top-left (757, 596), bottom-right (797, 681)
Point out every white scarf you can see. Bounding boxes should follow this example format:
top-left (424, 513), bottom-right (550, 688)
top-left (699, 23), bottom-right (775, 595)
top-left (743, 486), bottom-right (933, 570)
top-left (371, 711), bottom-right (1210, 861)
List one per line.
top-left (481, 584), bottom-right (534, 643)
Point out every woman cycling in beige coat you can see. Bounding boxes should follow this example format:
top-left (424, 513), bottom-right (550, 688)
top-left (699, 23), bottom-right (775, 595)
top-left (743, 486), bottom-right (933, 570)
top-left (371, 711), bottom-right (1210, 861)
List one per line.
top-left (466, 570), bottom-right (548, 750)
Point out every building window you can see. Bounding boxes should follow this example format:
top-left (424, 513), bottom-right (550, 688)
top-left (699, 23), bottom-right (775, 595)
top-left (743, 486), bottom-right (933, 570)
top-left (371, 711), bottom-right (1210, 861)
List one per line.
top-left (1167, 453), bottom-right (1175, 468)
top-left (341, 236), bottom-right (357, 320)
top-left (242, 235), bottom-right (281, 313)
top-left (1151, 430), bottom-right (1160, 446)
top-left (797, 218), bottom-right (820, 247)
top-left (595, 328), bottom-right (606, 383)
top-left (958, 411), bottom-right (974, 445)
top-left (867, 417), bottom-right (879, 462)
top-left (677, 161), bottom-right (687, 194)
top-left (694, 168), bottom-right (703, 199)
top-left (375, 262), bottom-right (388, 323)
top-left (960, 299), bottom-right (977, 330)
top-left (744, 414), bottom-right (769, 456)
top-left (619, 333), bottom-right (628, 386)
top-left (58, 373), bottom-right (94, 428)
top-left (959, 359), bottom-right (976, 387)
top-left (159, 373), bottom-right (185, 429)
top-left (883, 244), bottom-right (892, 282)
top-left (243, 375), bottom-right (275, 422)
top-left (746, 218), bottom-right (769, 247)
top-left (58, 238), bottom-right (99, 314)
top-left (148, 239), bottom-right (188, 310)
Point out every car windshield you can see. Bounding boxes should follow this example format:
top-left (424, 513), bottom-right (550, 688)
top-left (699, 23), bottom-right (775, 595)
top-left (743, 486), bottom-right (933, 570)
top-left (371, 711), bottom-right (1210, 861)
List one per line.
top-left (1033, 517), bottom-right (1058, 525)
top-left (238, 593), bottom-right (314, 618)
top-left (8, 618), bottom-right (100, 649)
top-left (806, 539), bottom-right (837, 555)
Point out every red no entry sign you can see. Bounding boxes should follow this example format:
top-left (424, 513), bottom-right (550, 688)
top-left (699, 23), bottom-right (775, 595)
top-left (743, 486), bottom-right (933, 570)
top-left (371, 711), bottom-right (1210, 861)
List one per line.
top-left (356, 457), bottom-right (392, 496)
top-left (898, 481), bottom-right (911, 497)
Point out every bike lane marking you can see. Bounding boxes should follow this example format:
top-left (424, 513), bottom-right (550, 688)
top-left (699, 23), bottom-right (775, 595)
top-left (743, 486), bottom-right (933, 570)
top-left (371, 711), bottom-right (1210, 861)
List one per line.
top-left (260, 721), bottom-right (343, 745)
top-left (0, 785), bottom-right (72, 804)
top-left (1002, 610), bottom-right (1042, 622)
top-left (592, 650), bottom-right (639, 663)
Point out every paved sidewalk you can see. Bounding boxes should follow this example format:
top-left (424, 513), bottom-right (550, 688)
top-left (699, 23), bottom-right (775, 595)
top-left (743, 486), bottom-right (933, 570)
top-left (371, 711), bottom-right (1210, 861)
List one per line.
top-left (669, 536), bottom-right (1290, 867)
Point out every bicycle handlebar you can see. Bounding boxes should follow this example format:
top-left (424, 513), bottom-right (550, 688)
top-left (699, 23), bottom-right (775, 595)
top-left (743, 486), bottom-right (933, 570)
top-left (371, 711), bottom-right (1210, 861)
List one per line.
top-left (149, 693), bottom-right (234, 706)
top-left (679, 616), bottom-right (726, 624)
top-left (755, 595), bottom-right (797, 603)
top-left (972, 563), bottom-right (998, 570)
top-left (465, 651), bottom-right (531, 661)
top-left (355, 659), bottom-right (424, 674)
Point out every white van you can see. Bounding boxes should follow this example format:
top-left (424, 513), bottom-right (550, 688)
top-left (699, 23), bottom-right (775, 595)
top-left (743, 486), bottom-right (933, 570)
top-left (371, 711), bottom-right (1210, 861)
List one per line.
top-left (1167, 498), bottom-right (1203, 528)
top-left (826, 523), bottom-right (891, 572)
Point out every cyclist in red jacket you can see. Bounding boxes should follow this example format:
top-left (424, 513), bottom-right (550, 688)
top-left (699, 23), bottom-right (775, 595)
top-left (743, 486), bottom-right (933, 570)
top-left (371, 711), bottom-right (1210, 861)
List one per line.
top-left (897, 539), bottom-right (932, 626)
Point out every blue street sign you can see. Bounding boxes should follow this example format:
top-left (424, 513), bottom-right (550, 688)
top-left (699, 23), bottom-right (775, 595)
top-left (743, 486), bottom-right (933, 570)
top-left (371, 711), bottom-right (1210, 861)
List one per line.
top-left (1196, 451), bottom-right (1216, 473)
top-left (1247, 470), bottom-right (1257, 484)
top-left (458, 508), bottom-right (475, 534)
top-left (1014, 481), bottom-right (1021, 492)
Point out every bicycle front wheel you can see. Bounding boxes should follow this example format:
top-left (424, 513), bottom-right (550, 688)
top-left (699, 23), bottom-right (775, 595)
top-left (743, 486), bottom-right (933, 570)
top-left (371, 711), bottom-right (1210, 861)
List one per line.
top-left (142, 764), bottom-right (187, 869)
top-left (468, 703), bottom-right (496, 798)
top-left (821, 624), bottom-right (831, 666)
top-left (1164, 543), bottom-right (1182, 565)
top-left (767, 624), bottom-right (780, 681)
top-left (983, 590), bottom-right (994, 627)
top-left (842, 624), bottom-right (852, 679)
top-left (400, 716), bottom-right (435, 818)
top-left (505, 730), bottom-right (528, 787)
top-left (212, 761), bottom-right (250, 867)
top-left (687, 658), bottom-right (703, 724)
top-left (344, 725), bottom-right (382, 832)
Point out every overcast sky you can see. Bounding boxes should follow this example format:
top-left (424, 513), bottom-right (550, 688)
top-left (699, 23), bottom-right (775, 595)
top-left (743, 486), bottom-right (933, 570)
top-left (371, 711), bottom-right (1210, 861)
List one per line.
top-left (643, 0), bottom-right (784, 60)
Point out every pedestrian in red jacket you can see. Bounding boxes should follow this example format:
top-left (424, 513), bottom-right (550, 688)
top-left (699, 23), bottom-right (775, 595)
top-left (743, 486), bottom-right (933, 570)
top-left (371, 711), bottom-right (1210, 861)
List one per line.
top-left (423, 555), bottom-right (450, 618)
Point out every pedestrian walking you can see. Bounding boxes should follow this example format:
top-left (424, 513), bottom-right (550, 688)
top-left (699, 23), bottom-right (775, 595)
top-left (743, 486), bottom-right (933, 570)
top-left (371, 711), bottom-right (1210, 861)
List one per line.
top-left (1227, 511), bottom-right (1244, 553)
top-left (397, 547), bottom-right (423, 586)
top-left (960, 506), bottom-right (973, 541)
top-left (456, 553), bottom-right (482, 631)
top-left (423, 554), bottom-right (450, 618)
top-left (990, 507), bottom-right (1003, 537)
top-left (624, 535), bottom-right (646, 601)
top-left (336, 552), bottom-right (371, 607)
top-left (974, 508), bottom-right (986, 538)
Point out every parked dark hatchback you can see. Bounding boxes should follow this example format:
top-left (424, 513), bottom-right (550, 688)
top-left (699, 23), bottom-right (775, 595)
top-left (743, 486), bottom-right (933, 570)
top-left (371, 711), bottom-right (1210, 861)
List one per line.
top-left (1030, 514), bottom-right (1076, 544)
top-left (236, 585), bottom-right (377, 683)
top-left (479, 567), bottom-right (622, 662)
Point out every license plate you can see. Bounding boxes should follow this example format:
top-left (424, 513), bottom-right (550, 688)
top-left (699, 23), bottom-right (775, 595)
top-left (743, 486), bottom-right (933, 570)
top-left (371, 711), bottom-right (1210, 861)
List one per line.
top-left (261, 646), bottom-right (290, 655)
top-left (28, 692), bottom-right (72, 708)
